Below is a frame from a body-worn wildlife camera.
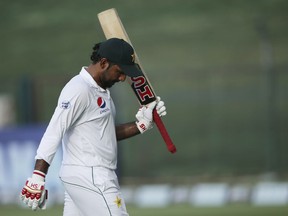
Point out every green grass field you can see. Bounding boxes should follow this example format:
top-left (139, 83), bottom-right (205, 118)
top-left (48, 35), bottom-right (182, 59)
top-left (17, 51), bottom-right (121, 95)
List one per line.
top-left (1, 205), bottom-right (288, 216)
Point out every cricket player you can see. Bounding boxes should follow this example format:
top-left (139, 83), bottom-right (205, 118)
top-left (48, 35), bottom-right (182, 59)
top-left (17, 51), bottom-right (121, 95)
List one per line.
top-left (20, 38), bottom-right (167, 216)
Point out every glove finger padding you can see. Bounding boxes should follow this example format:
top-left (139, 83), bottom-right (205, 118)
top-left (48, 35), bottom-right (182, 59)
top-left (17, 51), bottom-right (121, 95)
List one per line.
top-left (156, 101), bottom-right (167, 117)
top-left (155, 96), bottom-right (167, 117)
top-left (30, 190), bottom-right (46, 210)
top-left (21, 179), bottom-right (46, 210)
top-left (20, 170), bottom-right (47, 211)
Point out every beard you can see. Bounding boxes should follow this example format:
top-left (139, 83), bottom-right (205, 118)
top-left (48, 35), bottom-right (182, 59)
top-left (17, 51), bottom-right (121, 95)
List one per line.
top-left (100, 69), bottom-right (118, 89)
top-left (104, 80), bottom-right (116, 88)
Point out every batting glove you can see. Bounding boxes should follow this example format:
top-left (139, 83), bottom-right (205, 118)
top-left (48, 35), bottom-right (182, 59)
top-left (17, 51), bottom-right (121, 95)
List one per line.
top-left (156, 96), bottom-right (167, 117)
top-left (136, 101), bottom-right (157, 133)
top-left (20, 170), bottom-right (47, 211)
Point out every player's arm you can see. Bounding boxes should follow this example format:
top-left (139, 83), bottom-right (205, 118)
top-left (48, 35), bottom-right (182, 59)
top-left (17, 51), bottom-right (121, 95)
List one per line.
top-left (116, 122), bottom-right (140, 141)
top-left (34, 159), bottom-right (50, 174)
top-left (20, 84), bottom-right (88, 210)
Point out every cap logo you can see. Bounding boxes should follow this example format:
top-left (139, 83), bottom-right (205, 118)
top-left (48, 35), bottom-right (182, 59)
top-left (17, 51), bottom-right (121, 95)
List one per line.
top-left (131, 53), bottom-right (136, 63)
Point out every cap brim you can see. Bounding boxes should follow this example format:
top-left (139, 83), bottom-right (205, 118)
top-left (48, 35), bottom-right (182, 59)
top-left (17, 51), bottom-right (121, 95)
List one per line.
top-left (119, 64), bottom-right (143, 77)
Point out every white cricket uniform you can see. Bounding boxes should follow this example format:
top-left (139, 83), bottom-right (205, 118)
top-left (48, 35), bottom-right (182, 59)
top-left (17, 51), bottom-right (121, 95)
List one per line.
top-left (35, 67), bottom-right (128, 216)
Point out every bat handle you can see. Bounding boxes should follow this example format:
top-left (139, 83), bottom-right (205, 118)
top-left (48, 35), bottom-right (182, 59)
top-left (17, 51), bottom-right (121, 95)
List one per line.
top-left (153, 109), bottom-right (177, 154)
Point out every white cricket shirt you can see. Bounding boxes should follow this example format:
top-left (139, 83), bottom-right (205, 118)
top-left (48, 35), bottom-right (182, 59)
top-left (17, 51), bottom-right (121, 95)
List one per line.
top-left (35, 67), bottom-right (118, 169)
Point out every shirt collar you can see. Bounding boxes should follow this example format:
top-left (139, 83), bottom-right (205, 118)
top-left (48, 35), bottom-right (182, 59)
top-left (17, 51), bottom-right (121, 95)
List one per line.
top-left (79, 67), bottom-right (107, 93)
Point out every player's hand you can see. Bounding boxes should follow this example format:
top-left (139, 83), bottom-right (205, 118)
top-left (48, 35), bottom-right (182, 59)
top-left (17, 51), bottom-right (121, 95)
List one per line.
top-left (156, 96), bottom-right (167, 117)
top-left (136, 101), bottom-right (157, 133)
top-left (20, 170), bottom-right (47, 211)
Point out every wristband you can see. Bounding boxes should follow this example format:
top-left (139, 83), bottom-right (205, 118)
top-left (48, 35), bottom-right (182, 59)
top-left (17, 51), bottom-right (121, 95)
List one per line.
top-left (32, 170), bottom-right (46, 182)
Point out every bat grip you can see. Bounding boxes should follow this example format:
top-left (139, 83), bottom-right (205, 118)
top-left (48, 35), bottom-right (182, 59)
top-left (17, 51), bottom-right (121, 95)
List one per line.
top-left (153, 109), bottom-right (177, 153)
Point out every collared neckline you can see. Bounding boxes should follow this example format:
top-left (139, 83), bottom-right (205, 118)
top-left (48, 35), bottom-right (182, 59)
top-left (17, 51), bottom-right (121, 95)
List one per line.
top-left (79, 67), bottom-right (107, 93)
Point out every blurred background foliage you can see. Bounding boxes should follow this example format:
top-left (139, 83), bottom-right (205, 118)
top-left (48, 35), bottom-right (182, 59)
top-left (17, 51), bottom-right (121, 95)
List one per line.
top-left (0, 0), bottom-right (287, 182)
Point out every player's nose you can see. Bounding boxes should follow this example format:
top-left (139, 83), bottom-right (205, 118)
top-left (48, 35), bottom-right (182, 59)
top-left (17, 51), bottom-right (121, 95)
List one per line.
top-left (119, 74), bottom-right (126, 82)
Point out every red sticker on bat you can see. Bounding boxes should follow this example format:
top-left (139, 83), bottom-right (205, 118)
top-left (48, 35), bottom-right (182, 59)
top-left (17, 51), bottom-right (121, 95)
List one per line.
top-left (130, 76), bottom-right (155, 105)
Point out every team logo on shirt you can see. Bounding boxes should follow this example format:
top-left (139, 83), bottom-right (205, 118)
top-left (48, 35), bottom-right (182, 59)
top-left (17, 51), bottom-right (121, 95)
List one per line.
top-left (114, 196), bottom-right (122, 208)
top-left (97, 97), bottom-right (106, 108)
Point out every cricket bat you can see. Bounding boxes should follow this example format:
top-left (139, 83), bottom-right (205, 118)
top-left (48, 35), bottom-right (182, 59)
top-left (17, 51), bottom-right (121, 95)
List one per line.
top-left (98, 8), bottom-right (176, 154)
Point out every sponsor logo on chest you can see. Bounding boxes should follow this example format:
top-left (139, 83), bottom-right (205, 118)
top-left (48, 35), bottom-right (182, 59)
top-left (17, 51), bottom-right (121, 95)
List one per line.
top-left (97, 97), bottom-right (110, 114)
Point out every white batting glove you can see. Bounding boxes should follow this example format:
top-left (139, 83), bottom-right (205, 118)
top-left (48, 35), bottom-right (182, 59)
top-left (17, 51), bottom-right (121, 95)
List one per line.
top-left (156, 96), bottom-right (167, 117)
top-left (136, 101), bottom-right (157, 133)
top-left (20, 170), bottom-right (47, 211)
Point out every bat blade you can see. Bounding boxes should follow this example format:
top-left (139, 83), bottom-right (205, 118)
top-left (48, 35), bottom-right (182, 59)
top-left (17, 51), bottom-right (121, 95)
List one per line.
top-left (97, 8), bottom-right (130, 41)
top-left (98, 8), bottom-right (176, 154)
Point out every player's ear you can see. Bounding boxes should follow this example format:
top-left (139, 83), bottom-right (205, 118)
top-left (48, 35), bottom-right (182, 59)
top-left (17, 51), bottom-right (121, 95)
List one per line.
top-left (99, 58), bottom-right (110, 70)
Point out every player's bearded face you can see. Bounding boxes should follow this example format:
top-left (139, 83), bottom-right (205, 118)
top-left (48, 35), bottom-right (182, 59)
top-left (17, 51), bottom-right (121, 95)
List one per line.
top-left (101, 64), bottom-right (122, 88)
